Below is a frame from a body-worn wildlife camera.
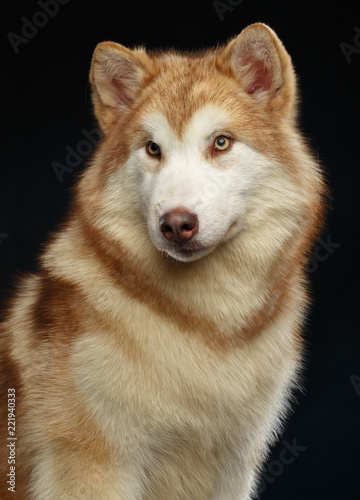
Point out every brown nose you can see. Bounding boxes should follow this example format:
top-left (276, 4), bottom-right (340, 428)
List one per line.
top-left (159, 211), bottom-right (199, 243)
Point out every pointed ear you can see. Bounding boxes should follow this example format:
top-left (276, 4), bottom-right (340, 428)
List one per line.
top-left (218, 23), bottom-right (297, 117)
top-left (89, 42), bottom-right (155, 134)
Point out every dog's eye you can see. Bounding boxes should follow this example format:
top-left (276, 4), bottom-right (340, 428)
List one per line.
top-left (146, 142), bottom-right (161, 157)
top-left (214, 136), bottom-right (231, 152)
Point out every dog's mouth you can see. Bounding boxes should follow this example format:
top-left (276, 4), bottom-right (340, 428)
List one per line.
top-left (163, 241), bottom-right (213, 262)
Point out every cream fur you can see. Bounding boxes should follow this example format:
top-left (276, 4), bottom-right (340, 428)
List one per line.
top-left (0, 23), bottom-right (326, 500)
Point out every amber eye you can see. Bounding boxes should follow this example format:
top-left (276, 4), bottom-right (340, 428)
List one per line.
top-left (146, 142), bottom-right (161, 157)
top-left (214, 136), bottom-right (231, 152)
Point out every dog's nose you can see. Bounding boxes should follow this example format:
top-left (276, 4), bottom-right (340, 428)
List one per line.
top-left (159, 211), bottom-right (199, 243)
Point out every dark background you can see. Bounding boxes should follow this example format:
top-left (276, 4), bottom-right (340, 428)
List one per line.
top-left (1, 1), bottom-right (359, 498)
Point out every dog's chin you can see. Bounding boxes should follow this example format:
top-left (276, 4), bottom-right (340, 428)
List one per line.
top-left (163, 245), bottom-right (214, 262)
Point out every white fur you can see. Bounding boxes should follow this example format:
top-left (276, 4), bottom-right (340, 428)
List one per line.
top-left (127, 105), bottom-right (266, 261)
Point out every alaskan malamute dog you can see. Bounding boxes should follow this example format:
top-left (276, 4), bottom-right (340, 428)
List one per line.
top-left (0, 23), bottom-right (326, 499)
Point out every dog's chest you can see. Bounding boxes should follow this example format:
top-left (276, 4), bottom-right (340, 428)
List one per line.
top-left (70, 322), bottom-right (284, 446)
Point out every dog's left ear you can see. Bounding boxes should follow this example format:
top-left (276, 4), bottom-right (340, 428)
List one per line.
top-left (218, 23), bottom-right (297, 118)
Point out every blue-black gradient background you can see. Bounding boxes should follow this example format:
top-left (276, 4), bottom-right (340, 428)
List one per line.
top-left (1, 1), bottom-right (359, 498)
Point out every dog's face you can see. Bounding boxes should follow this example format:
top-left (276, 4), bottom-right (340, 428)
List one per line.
top-left (88, 24), bottom-right (297, 262)
top-left (128, 103), bottom-right (265, 262)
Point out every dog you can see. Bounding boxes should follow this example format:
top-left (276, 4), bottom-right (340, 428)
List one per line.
top-left (0, 23), bottom-right (326, 499)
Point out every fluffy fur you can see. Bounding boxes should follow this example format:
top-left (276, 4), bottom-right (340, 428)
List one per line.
top-left (0, 23), bottom-right (326, 499)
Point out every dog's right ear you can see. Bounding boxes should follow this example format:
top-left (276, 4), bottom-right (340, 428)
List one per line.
top-left (90, 42), bottom-right (155, 134)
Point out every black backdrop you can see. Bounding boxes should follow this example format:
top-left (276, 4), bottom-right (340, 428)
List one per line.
top-left (1, 1), bottom-right (359, 499)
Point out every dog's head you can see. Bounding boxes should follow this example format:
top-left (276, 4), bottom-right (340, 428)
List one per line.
top-left (87, 24), bottom-right (302, 263)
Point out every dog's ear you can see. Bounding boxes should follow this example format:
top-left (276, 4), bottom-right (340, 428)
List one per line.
top-left (90, 42), bottom-right (155, 134)
top-left (218, 23), bottom-right (297, 118)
